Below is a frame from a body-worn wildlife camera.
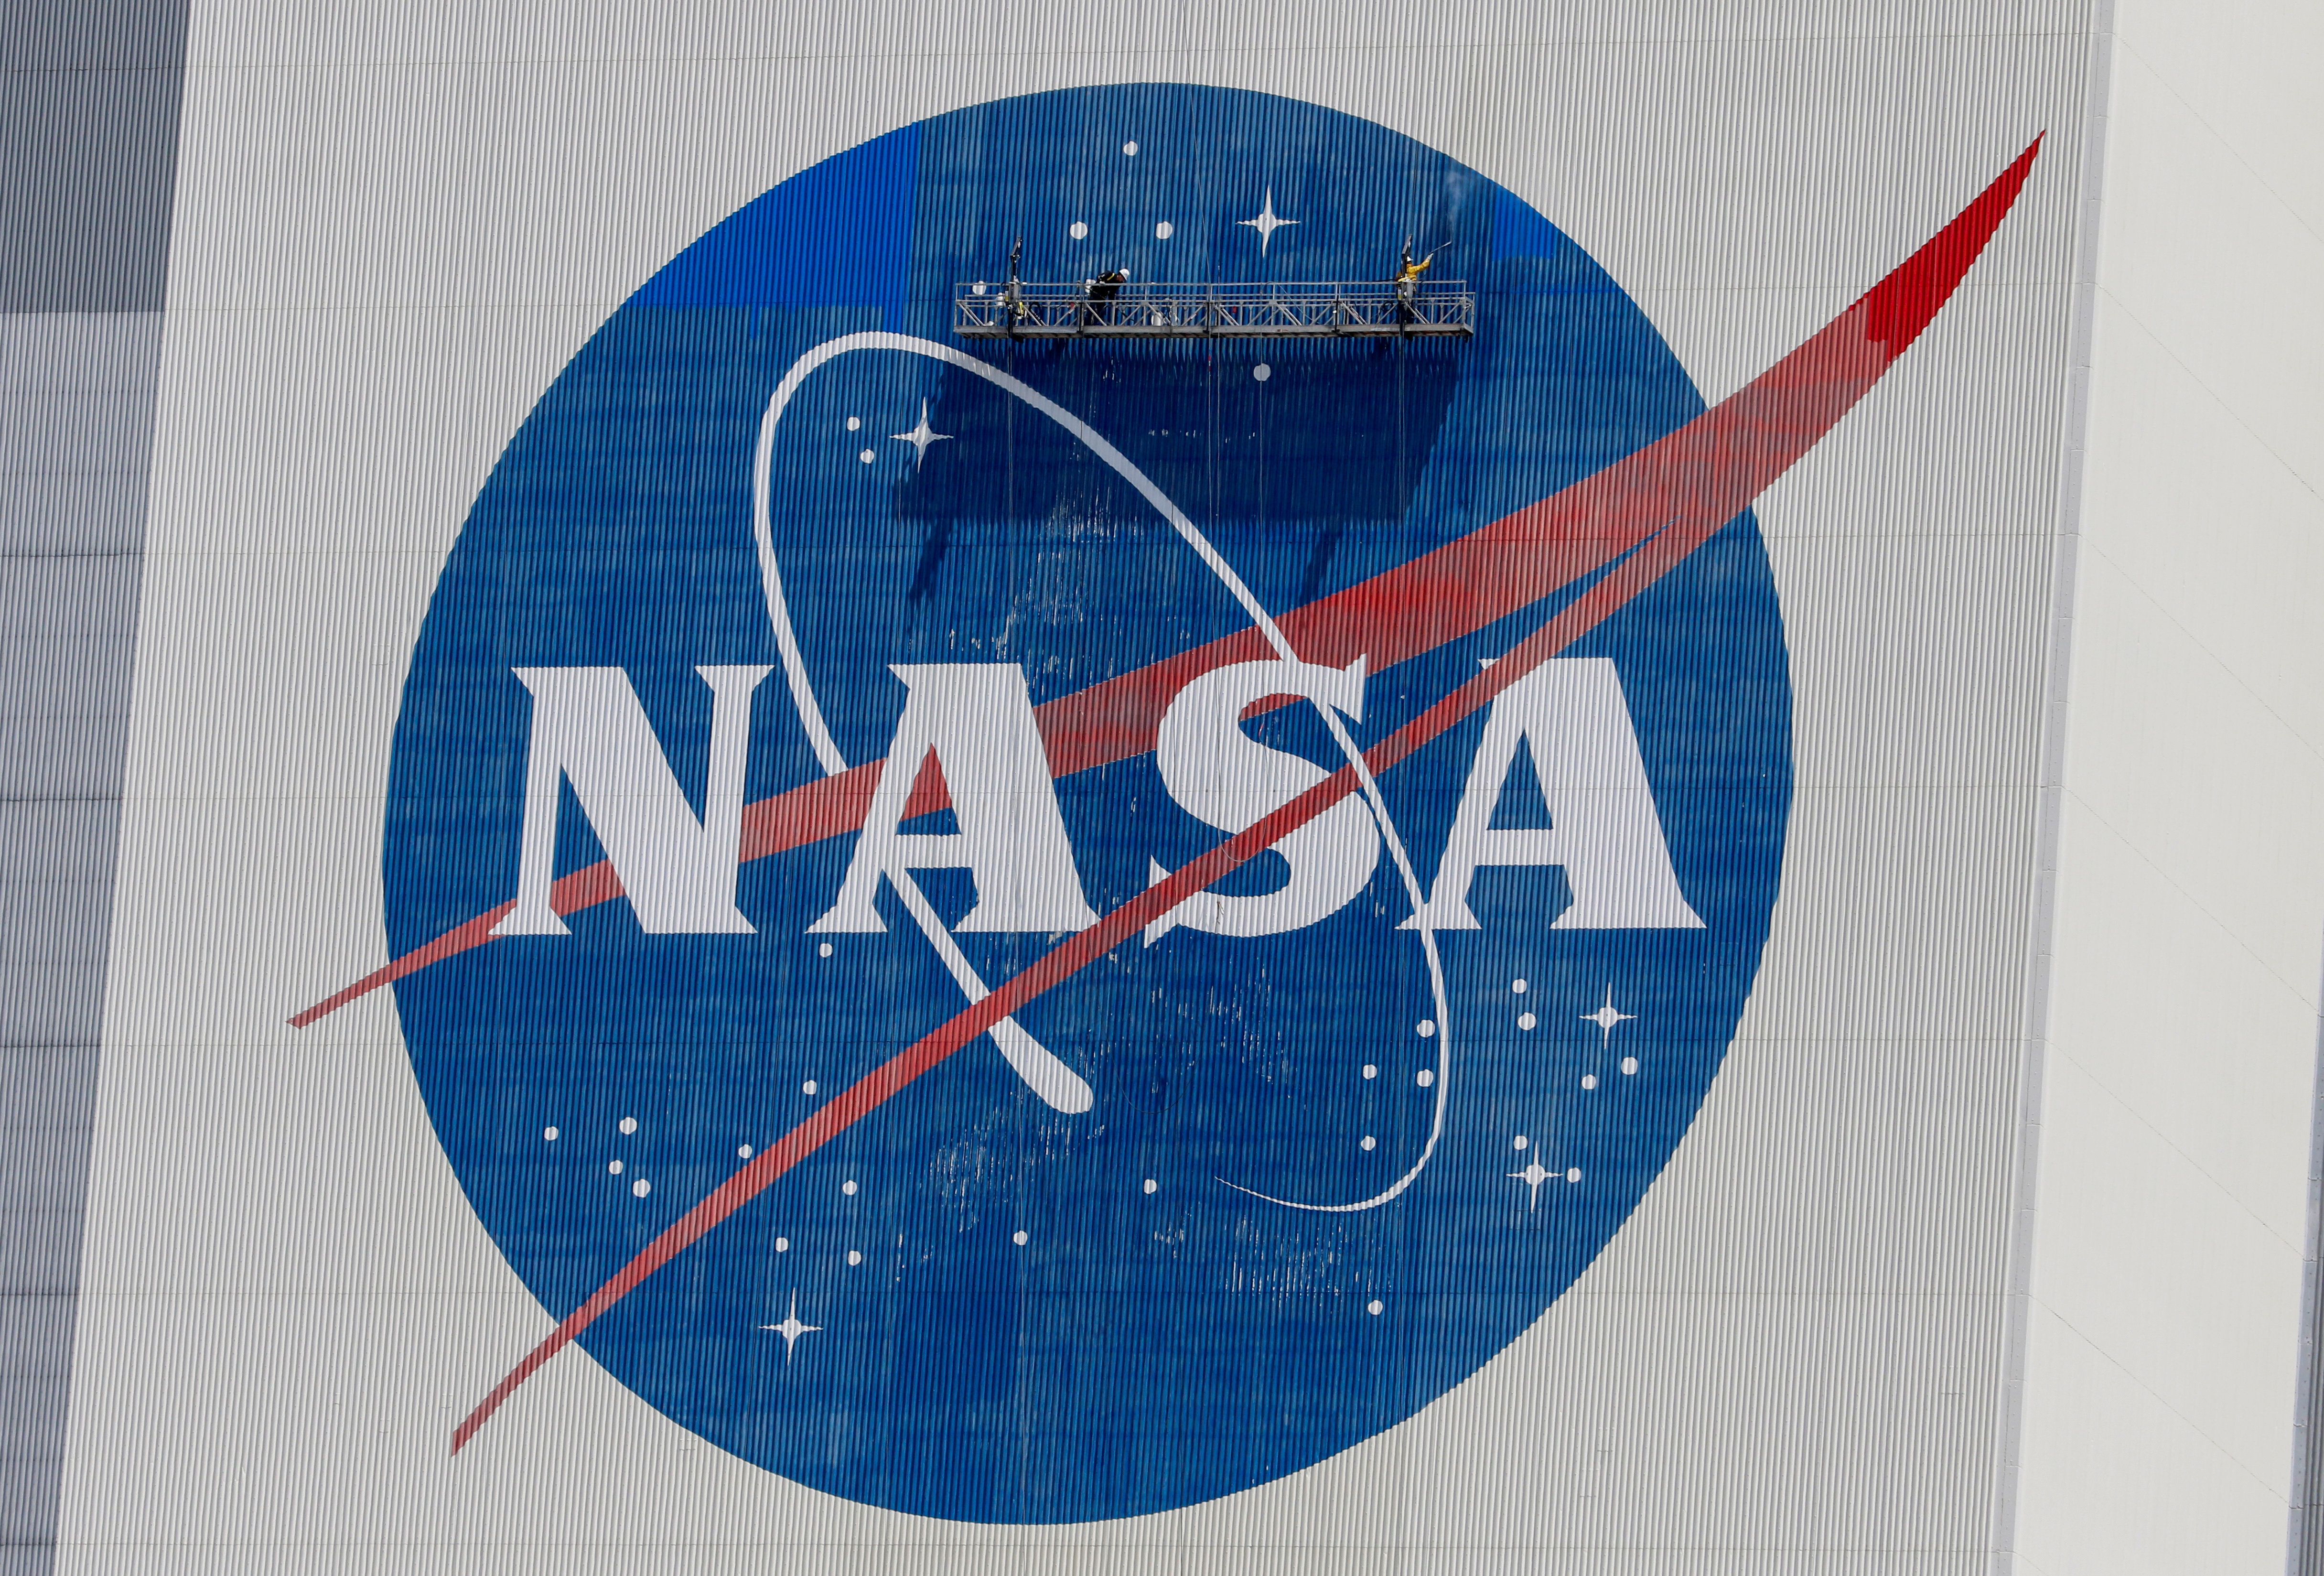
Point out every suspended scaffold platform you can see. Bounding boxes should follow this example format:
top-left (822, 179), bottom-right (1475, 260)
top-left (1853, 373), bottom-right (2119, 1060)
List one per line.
top-left (953, 280), bottom-right (1476, 340)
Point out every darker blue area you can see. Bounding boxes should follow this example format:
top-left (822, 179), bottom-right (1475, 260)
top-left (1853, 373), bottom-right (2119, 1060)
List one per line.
top-left (632, 125), bottom-right (918, 312)
top-left (384, 85), bottom-right (1789, 1524)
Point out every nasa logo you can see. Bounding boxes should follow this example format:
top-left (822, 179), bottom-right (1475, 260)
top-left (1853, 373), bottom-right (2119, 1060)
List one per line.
top-left (300, 86), bottom-right (2034, 1520)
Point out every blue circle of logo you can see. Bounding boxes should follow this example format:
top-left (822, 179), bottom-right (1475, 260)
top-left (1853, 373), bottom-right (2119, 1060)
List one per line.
top-left (386, 84), bottom-right (1789, 1522)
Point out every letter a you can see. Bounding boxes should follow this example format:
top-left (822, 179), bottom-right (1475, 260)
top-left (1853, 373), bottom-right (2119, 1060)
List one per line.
top-left (493, 665), bottom-right (773, 936)
top-left (810, 664), bottom-right (1097, 934)
top-left (1402, 658), bottom-right (1702, 931)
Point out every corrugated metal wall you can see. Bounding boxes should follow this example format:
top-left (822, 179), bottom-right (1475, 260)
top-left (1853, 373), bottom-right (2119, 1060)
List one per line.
top-left (0, 4), bottom-right (185, 1573)
top-left (2007, 0), bottom-right (2324, 1569)
top-left (14, 2), bottom-right (2261, 1571)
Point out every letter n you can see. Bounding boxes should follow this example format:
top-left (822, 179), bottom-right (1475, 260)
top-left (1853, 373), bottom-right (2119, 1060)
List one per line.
top-left (491, 665), bottom-right (772, 936)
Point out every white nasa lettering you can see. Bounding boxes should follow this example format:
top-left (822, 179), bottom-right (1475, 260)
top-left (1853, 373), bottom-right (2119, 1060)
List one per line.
top-left (1401, 658), bottom-right (1702, 931)
top-left (1145, 657), bottom-right (1380, 943)
top-left (811, 664), bottom-right (1098, 934)
top-left (493, 665), bottom-right (773, 936)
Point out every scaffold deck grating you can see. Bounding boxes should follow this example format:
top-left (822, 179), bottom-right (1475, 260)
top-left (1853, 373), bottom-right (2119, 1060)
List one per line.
top-left (953, 280), bottom-right (1475, 339)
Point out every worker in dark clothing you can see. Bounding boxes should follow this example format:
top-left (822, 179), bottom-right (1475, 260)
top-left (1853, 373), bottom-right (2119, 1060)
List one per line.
top-left (1080, 267), bottom-right (1130, 327)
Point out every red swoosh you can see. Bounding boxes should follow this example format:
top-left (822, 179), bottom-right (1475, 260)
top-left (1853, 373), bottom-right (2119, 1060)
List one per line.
top-left (443, 138), bottom-right (2042, 1452)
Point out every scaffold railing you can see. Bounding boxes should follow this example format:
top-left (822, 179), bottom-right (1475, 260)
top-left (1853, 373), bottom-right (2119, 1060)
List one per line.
top-left (953, 279), bottom-right (1475, 339)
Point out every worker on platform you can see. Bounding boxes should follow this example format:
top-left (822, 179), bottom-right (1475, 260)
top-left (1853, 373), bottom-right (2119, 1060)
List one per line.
top-left (1393, 237), bottom-right (1449, 325)
top-left (1080, 267), bottom-right (1130, 327)
top-left (1003, 237), bottom-right (1032, 330)
top-left (1394, 239), bottom-right (1436, 286)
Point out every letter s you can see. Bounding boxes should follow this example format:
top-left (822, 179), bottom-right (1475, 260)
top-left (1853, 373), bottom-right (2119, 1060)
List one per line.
top-left (1146, 658), bottom-right (1380, 943)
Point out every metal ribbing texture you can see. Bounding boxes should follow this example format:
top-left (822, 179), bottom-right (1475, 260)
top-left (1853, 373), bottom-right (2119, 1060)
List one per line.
top-left (2294, 976), bottom-right (2324, 1573)
top-left (58, 5), bottom-right (2101, 1570)
top-left (0, 2), bottom-right (186, 1573)
top-left (1986, 4), bottom-right (2114, 1569)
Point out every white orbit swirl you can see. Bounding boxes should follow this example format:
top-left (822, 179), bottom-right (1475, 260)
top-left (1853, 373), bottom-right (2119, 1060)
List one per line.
top-left (752, 331), bottom-right (1450, 1211)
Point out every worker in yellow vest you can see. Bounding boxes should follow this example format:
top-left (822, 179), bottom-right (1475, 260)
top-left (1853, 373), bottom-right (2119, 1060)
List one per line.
top-left (1393, 238), bottom-right (1449, 326)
